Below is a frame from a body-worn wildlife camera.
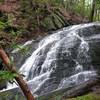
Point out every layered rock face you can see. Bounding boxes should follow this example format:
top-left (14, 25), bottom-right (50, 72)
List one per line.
top-left (0, 22), bottom-right (100, 99)
top-left (12, 22), bottom-right (100, 95)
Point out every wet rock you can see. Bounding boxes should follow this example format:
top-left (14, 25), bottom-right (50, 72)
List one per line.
top-left (0, 22), bottom-right (100, 98)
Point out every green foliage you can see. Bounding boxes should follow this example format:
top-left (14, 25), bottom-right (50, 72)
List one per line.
top-left (68, 93), bottom-right (100, 100)
top-left (18, 0), bottom-right (66, 32)
top-left (0, 71), bottom-right (17, 81)
top-left (0, 13), bottom-right (22, 48)
top-left (0, 0), bottom-right (100, 48)
top-left (0, 91), bottom-right (25, 100)
top-left (0, 21), bottom-right (6, 30)
top-left (0, 14), bottom-right (12, 31)
top-left (63, 0), bottom-right (100, 21)
top-left (11, 43), bottom-right (31, 55)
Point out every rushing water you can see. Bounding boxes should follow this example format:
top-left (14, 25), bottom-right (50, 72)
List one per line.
top-left (1, 22), bottom-right (100, 97)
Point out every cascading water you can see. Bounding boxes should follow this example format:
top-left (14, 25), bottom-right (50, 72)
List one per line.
top-left (0, 22), bottom-right (100, 98)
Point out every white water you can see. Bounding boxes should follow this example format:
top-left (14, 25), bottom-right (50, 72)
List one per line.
top-left (6, 23), bottom-right (99, 95)
top-left (58, 71), bottom-right (97, 88)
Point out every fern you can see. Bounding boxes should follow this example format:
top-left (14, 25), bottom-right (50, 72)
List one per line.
top-left (0, 71), bottom-right (17, 81)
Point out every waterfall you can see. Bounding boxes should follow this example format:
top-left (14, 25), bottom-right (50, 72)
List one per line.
top-left (2, 22), bottom-right (100, 96)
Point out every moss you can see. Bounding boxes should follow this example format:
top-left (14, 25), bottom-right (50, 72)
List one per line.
top-left (68, 93), bottom-right (100, 100)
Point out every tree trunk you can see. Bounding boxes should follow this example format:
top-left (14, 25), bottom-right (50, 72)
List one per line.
top-left (90, 0), bottom-right (96, 22)
top-left (0, 48), bottom-right (35, 100)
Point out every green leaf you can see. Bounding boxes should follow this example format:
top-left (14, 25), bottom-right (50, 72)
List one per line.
top-left (0, 71), bottom-right (17, 81)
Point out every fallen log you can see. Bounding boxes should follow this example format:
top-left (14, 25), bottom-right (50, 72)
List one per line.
top-left (62, 77), bottom-right (100, 99)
